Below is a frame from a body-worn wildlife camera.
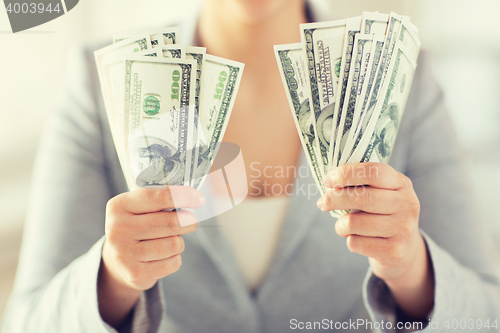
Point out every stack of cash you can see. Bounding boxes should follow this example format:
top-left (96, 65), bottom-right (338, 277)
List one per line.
top-left (275, 12), bottom-right (421, 216)
top-left (94, 27), bottom-right (244, 190)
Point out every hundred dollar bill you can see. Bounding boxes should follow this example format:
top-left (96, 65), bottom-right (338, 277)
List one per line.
top-left (342, 35), bottom-right (385, 163)
top-left (185, 47), bottom-right (206, 185)
top-left (113, 27), bottom-right (181, 46)
top-left (160, 44), bottom-right (185, 59)
top-left (398, 17), bottom-right (421, 61)
top-left (191, 54), bottom-right (244, 189)
top-left (326, 17), bottom-right (361, 169)
top-left (94, 35), bottom-right (152, 185)
top-left (135, 49), bottom-right (161, 57)
top-left (301, 19), bottom-right (346, 175)
top-left (350, 42), bottom-right (419, 164)
top-left (95, 35), bottom-right (152, 108)
top-left (361, 12), bottom-right (389, 35)
top-left (364, 13), bottom-right (402, 115)
top-left (95, 34), bottom-right (152, 98)
top-left (274, 43), bottom-right (325, 193)
top-left (186, 47), bottom-right (206, 112)
top-left (335, 34), bottom-right (375, 166)
top-left (345, 13), bottom-right (402, 162)
top-left (123, 57), bottom-right (197, 189)
top-left (346, 17), bottom-right (419, 163)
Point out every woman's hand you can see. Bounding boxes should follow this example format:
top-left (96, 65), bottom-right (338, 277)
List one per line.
top-left (317, 162), bottom-right (434, 320)
top-left (98, 186), bottom-right (204, 327)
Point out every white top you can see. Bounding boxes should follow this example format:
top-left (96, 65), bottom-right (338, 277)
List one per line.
top-left (216, 195), bottom-right (291, 291)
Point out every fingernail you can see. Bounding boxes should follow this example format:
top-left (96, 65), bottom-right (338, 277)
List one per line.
top-left (317, 197), bottom-right (324, 211)
top-left (324, 176), bottom-right (334, 188)
top-left (199, 193), bottom-right (206, 206)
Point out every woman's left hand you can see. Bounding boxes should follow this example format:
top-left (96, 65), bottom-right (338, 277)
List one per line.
top-left (317, 162), bottom-right (434, 319)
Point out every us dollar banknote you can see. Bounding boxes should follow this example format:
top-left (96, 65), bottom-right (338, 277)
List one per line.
top-left (348, 17), bottom-right (420, 164)
top-left (301, 19), bottom-right (346, 176)
top-left (160, 44), bottom-right (185, 59)
top-left (186, 47), bottom-right (206, 186)
top-left (342, 35), bottom-right (385, 163)
top-left (113, 27), bottom-right (180, 46)
top-left (327, 17), bottom-right (361, 169)
top-left (334, 33), bottom-right (375, 166)
top-left (364, 13), bottom-right (402, 116)
top-left (191, 54), bottom-right (244, 189)
top-left (96, 27), bottom-right (244, 191)
top-left (345, 14), bottom-right (402, 163)
top-left (134, 49), bottom-right (162, 57)
top-left (274, 43), bottom-right (325, 193)
top-left (94, 35), bottom-right (152, 183)
top-left (123, 57), bottom-right (197, 189)
top-left (351, 42), bottom-right (419, 163)
top-left (361, 12), bottom-right (389, 35)
top-left (276, 12), bottom-right (420, 218)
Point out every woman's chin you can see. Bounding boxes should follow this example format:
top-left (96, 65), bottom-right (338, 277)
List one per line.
top-left (219, 0), bottom-right (298, 24)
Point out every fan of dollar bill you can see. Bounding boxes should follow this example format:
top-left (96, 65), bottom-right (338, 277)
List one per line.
top-left (94, 27), bottom-right (244, 191)
top-left (274, 12), bottom-right (421, 217)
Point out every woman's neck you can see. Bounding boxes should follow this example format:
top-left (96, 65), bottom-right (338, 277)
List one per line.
top-left (197, 0), bottom-right (308, 64)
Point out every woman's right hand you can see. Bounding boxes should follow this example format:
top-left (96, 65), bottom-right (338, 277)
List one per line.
top-left (98, 186), bottom-right (204, 326)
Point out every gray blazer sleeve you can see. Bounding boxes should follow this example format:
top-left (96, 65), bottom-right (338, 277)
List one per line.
top-left (0, 46), bottom-right (164, 333)
top-left (361, 52), bottom-right (500, 331)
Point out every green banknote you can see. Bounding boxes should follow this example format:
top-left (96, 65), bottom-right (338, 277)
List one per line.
top-left (364, 13), bottom-right (402, 118)
top-left (361, 12), bottom-right (389, 35)
top-left (334, 34), bottom-right (375, 166)
top-left (342, 35), bottom-right (385, 163)
top-left (113, 27), bottom-right (181, 46)
top-left (191, 54), bottom-right (244, 189)
top-left (94, 35), bottom-right (152, 184)
top-left (135, 49), bottom-right (162, 57)
top-left (123, 57), bottom-right (197, 189)
top-left (351, 42), bottom-right (419, 163)
top-left (274, 44), bottom-right (325, 192)
top-left (186, 47), bottom-right (206, 186)
top-left (327, 17), bottom-right (361, 169)
top-left (301, 19), bottom-right (346, 176)
top-left (160, 45), bottom-right (185, 59)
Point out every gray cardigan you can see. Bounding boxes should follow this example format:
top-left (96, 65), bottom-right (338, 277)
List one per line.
top-left (2, 4), bottom-right (500, 333)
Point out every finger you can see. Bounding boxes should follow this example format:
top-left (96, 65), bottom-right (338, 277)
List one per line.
top-left (134, 236), bottom-right (185, 262)
top-left (335, 212), bottom-right (397, 238)
top-left (345, 235), bottom-right (409, 267)
top-left (325, 163), bottom-right (408, 190)
top-left (318, 186), bottom-right (401, 214)
top-left (131, 211), bottom-right (198, 240)
top-left (113, 186), bottom-right (205, 214)
top-left (345, 234), bottom-right (391, 261)
top-left (142, 254), bottom-right (183, 281)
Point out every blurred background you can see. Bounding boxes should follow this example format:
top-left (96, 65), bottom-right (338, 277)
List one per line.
top-left (0, 0), bottom-right (499, 317)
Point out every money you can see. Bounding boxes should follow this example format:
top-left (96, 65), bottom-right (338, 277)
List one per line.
top-left (160, 45), bottom-right (185, 59)
top-left (342, 35), bottom-right (385, 164)
top-left (351, 43), bottom-right (417, 163)
top-left (94, 35), bottom-right (152, 187)
top-left (135, 49), bottom-right (162, 57)
top-left (113, 27), bottom-right (181, 46)
top-left (95, 27), bottom-right (243, 191)
top-left (301, 19), bottom-right (346, 177)
top-left (329, 17), bottom-right (361, 170)
top-left (334, 33), bottom-right (375, 166)
top-left (274, 43), bottom-right (325, 193)
top-left (191, 54), bottom-right (244, 189)
top-left (186, 47), bottom-right (206, 184)
top-left (274, 43), bottom-right (343, 218)
top-left (361, 12), bottom-right (389, 35)
top-left (276, 12), bottom-right (420, 217)
top-left (123, 57), bottom-right (197, 188)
